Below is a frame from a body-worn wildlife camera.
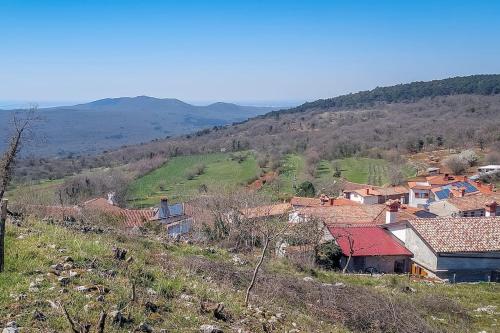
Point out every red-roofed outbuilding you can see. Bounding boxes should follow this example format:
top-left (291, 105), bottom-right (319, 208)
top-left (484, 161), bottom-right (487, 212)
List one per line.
top-left (327, 226), bottom-right (412, 273)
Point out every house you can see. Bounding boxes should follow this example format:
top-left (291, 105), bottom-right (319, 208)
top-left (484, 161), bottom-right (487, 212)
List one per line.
top-left (428, 194), bottom-right (500, 217)
top-left (290, 199), bottom-right (434, 226)
top-left (347, 186), bottom-right (409, 205)
top-left (384, 217), bottom-right (500, 282)
top-left (478, 165), bottom-right (500, 176)
top-left (241, 202), bottom-right (292, 220)
top-left (341, 180), bottom-right (375, 200)
top-left (149, 198), bottom-right (193, 237)
top-left (426, 167), bottom-right (440, 176)
top-left (408, 174), bottom-right (494, 208)
top-left (83, 195), bottom-right (193, 237)
top-left (290, 195), bottom-right (359, 208)
top-left (327, 226), bottom-right (413, 273)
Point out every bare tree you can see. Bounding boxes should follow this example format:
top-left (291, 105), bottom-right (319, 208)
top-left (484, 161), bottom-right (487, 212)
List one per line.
top-left (0, 107), bottom-right (37, 273)
top-left (243, 205), bottom-right (290, 307)
top-left (0, 107), bottom-right (37, 202)
top-left (387, 164), bottom-right (406, 186)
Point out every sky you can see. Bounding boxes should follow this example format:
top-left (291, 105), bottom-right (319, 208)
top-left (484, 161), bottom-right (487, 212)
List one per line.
top-left (1, 0), bottom-right (500, 107)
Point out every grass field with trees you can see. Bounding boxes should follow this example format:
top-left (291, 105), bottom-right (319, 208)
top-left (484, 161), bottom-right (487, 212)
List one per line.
top-left (127, 152), bottom-right (261, 207)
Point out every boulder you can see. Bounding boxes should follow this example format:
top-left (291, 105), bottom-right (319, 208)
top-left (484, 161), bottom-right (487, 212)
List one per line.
top-left (200, 324), bottom-right (223, 333)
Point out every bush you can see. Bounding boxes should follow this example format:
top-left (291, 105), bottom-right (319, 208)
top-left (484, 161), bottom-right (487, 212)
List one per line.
top-left (444, 155), bottom-right (468, 175)
top-left (185, 163), bottom-right (206, 180)
top-left (315, 241), bottom-right (342, 269)
top-left (459, 149), bottom-right (479, 167)
top-left (295, 181), bottom-right (316, 197)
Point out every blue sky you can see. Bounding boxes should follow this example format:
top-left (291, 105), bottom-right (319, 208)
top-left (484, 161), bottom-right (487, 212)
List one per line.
top-left (1, 0), bottom-right (499, 107)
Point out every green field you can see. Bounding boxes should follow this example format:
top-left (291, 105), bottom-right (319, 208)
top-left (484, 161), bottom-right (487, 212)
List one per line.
top-left (262, 155), bottom-right (417, 198)
top-left (336, 157), bottom-right (390, 185)
top-left (6, 178), bottom-right (65, 205)
top-left (127, 152), bottom-right (261, 207)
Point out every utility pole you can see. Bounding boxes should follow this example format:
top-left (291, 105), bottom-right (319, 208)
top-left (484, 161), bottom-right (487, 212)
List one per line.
top-left (0, 199), bottom-right (8, 272)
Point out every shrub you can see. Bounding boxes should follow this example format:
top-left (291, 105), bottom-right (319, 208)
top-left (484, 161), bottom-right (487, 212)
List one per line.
top-left (459, 149), bottom-right (479, 167)
top-left (315, 241), bottom-right (342, 269)
top-left (444, 155), bottom-right (468, 175)
top-left (295, 181), bottom-right (316, 197)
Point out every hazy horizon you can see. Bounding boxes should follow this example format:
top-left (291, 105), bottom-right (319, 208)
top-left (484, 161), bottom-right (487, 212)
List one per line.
top-left (2, 1), bottom-right (500, 104)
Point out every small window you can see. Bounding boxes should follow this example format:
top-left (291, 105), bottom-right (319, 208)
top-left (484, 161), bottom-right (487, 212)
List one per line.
top-left (423, 192), bottom-right (429, 198)
top-left (415, 193), bottom-right (420, 198)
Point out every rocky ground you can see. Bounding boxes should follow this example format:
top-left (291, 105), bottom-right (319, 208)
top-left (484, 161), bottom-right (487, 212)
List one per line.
top-left (1, 217), bottom-right (499, 332)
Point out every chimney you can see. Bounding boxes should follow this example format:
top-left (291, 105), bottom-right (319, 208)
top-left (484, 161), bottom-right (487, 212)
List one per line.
top-left (330, 198), bottom-right (335, 206)
top-left (159, 197), bottom-right (170, 219)
top-left (385, 200), bottom-right (400, 224)
top-left (459, 188), bottom-right (466, 197)
top-left (107, 192), bottom-right (116, 206)
top-left (366, 188), bottom-right (370, 195)
top-left (485, 201), bottom-right (498, 217)
top-left (444, 173), bottom-right (449, 180)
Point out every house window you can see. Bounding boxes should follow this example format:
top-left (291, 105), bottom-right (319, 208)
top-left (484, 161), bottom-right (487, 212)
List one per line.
top-left (422, 192), bottom-right (429, 198)
top-left (415, 193), bottom-right (420, 198)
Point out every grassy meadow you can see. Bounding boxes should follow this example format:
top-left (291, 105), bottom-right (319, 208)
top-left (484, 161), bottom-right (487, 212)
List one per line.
top-left (127, 152), bottom-right (261, 207)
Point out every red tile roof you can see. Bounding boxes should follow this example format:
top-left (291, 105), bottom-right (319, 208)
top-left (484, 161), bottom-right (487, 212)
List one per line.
top-left (328, 226), bottom-right (412, 257)
top-left (241, 203), bottom-right (292, 219)
top-left (82, 198), bottom-right (123, 215)
top-left (290, 196), bottom-right (359, 207)
top-left (298, 204), bottom-right (429, 226)
top-left (446, 193), bottom-right (500, 211)
top-left (121, 209), bottom-right (156, 228)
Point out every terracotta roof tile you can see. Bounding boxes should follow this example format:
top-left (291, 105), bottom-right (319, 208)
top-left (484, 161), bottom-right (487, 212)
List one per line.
top-left (290, 196), bottom-right (359, 207)
top-left (241, 203), bottom-right (292, 219)
top-left (446, 193), bottom-right (500, 211)
top-left (408, 217), bottom-right (500, 253)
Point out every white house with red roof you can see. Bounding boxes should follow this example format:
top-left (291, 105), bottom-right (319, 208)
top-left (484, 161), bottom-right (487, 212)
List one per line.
top-left (407, 174), bottom-right (494, 208)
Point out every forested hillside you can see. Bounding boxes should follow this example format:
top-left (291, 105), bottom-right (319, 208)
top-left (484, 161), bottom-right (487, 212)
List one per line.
top-left (268, 74), bottom-right (500, 116)
top-left (13, 75), bottom-right (500, 181)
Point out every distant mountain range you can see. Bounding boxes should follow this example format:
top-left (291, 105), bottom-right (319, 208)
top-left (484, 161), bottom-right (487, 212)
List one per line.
top-left (0, 96), bottom-right (280, 157)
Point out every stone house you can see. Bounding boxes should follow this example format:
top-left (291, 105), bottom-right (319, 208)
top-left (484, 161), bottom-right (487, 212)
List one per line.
top-left (384, 217), bottom-right (500, 282)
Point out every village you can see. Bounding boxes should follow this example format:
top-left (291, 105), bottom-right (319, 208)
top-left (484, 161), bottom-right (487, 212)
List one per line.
top-left (15, 161), bottom-right (500, 285)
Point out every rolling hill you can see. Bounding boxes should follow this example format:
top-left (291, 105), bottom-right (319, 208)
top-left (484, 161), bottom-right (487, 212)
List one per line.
top-left (12, 75), bottom-right (500, 182)
top-left (0, 96), bottom-right (279, 157)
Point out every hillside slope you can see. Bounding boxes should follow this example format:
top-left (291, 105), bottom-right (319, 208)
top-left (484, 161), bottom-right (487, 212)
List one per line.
top-left (0, 96), bottom-right (278, 157)
top-left (13, 75), bottom-right (500, 181)
top-left (1, 218), bottom-right (499, 332)
top-left (268, 74), bottom-right (500, 116)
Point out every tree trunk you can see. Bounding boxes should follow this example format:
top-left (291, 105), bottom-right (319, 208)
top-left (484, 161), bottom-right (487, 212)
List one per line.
top-left (245, 235), bottom-right (269, 307)
top-left (0, 128), bottom-right (23, 202)
top-left (0, 199), bottom-right (7, 273)
top-left (342, 254), bottom-right (352, 274)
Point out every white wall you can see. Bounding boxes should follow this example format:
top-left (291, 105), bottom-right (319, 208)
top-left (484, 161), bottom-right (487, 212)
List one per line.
top-left (350, 192), bottom-right (379, 205)
top-left (409, 189), bottom-right (431, 207)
